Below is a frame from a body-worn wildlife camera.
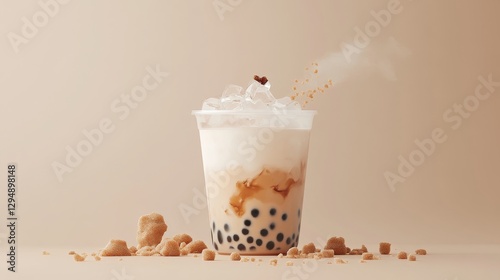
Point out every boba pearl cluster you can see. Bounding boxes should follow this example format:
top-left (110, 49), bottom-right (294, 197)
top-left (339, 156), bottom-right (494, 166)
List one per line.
top-left (211, 207), bottom-right (302, 253)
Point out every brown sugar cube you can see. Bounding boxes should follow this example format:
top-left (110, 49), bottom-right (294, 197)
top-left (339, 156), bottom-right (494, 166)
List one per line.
top-left (202, 249), bottom-right (216, 261)
top-left (136, 245), bottom-right (154, 256)
top-left (230, 252), bottom-right (241, 261)
top-left (325, 237), bottom-right (348, 255)
top-left (68, 251), bottom-right (76, 255)
top-left (101, 240), bottom-right (131, 257)
top-left (159, 239), bottom-right (180, 256)
top-left (302, 243), bottom-right (316, 254)
top-left (415, 249), bottom-right (427, 255)
top-left (361, 253), bottom-right (374, 260)
top-left (180, 249), bottom-right (188, 256)
top-left (128, 246), bottom-right (137, 254)
top-left (408, 254), bottom-right (417, 261)
top-left (137, 213), bottom-right (167, 248)
top-left (379, 242), bottom-right (391, 255)
top-left (184, 240), bottom-right (207, 253)
top-left (73, 253), bottom-right (86, 262)
top-left (321, 249), bottom-right (334, 258)
top-left (269, 259), bottom-right (278, 266)
top-left (173, 233), bottom-right (193, 245)
top-left (397, 251), bottom-right (407, 259)
top-left (287, 247), bottom-right (299, 258)
top-left (94, 255), bottom-right (101, 261)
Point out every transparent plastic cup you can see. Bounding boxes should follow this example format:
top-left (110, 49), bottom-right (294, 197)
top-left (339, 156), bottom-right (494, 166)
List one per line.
top-left (193, 110), bottom-right (316, 255)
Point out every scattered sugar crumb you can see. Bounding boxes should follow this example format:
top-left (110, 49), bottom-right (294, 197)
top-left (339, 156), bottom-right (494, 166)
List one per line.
top-left (397, 251), bottom-right (407, 259)
top-left (286, 261), bottom-right (294, 266)
top-left (269, 259), bottom-right (278, 266)
top-left (361, 245), bottom-right (368, 253)
top-left (362, 253), bottom-right (374, 260)
top-left (173, 233), bottom-right (193, 245)
top-left (101, 239), bottom-right (131, 257)
top-left (334, 258), bottom-right (347, 264)
top-left (230, 252), bottom-right (241, 261)
top-left (322, 249), bottom-right (334, 258)
top-left (302, 243), bottom-right (316, 254)
top-left (184, 240), bottom-right (207, 253)
top-left (202, 249), bottom-right (215, 261)
top-left (73, 253), bottom-right (86, 262)
top-left (137, 213), bottom-right (167, 248)
top-left (68, 251), bottom-right (75, 255)
top-left (94, 256), bottom-right (101, 261)
top-left (277, 253), bottom-right (283, 258)
top-left (129, 246), bottom-right (137, 254)
top-left (287, 247), bottom-right (299, 258)
top-left (379, 242), bottom-right (391, 255)
top-left (158, 239), bottom-right (180, 256)
top-left (415, 249), bottom-right (427, 255)
top-left (42, 251), bottom-right (50, 255)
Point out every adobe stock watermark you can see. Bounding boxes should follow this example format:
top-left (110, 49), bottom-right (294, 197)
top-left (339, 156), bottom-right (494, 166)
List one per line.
top-left (178, 114), bottom-right (293, 224)
top-left (111, 267), bottom-right (134, 280)
top-left (212, 0), bottom-right (243, 21)
top-left (51, 65), bottom-right (169, 182)
top-left (385, 74), bottom-right (500, 191)
top-left (7, 0), bottom-right (72, 54)
top-left (341, 0), bottom-right (407, 63)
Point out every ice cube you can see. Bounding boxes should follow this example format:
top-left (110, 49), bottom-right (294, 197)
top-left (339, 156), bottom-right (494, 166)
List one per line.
top-left (221, 84), bottom-right (244, 102)
top-left (245, 81), bottom-right (276, 104)
top-left (202, 98), bottom-right (221, 110)
top-left (242, 99), bottom-right (268, 110)
top-left (274, 97), bottom-right (292, 108)
top-left (221, 100), bottom-right (243, 110)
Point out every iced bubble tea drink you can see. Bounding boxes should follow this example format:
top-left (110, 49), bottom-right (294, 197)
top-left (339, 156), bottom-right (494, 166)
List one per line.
top-left (193, 76), bottom-right (316, 255)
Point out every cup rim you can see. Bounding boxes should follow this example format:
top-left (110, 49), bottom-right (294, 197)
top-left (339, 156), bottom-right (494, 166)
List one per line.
top-left (192, 110), bottom-right (317, 116)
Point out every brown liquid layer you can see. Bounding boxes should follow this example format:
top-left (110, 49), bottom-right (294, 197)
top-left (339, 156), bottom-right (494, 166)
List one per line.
top-left (229, 164), bottom-right (306, 217)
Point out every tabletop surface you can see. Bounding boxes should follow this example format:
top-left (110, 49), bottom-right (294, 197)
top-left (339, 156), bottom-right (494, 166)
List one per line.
top-left (2, 244), bottom-right (499, 280)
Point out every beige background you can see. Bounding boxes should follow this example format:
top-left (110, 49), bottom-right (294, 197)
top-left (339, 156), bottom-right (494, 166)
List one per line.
top-left (0, 0), bottom-right (499, 253)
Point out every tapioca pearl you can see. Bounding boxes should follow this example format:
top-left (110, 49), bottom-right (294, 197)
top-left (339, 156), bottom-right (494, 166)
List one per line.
top-left (266, 241), bottom-right (275, 250)
top-left (247, 236), bottom-right (254, 244)
top-left (276, 247), bottom-right (281, 251)
top-left (249, 246), bottom-right (256, 251)
top-left (270, 208), bottom-right (276, 216)
top-left (286, 237), bottom-right (291, 245)
top-left (233, 234), bottom-right (240, 242)
top-left (260, 229), bottom-right (269, 237)
top-left (217, 230), bottom-right (223, 244)
top-left (298, 209), bottom-right (301, 217)
top-left (244, 219), bottom-right (251, 227)
top-left (227, 236), bottom-right (232, 243)
top-left (269, 223), bottom-right (275, 230)
top-left (282, 213), bottom-right (288, 221)
top-left (213, 242), bottom-right (219, 250)
top-left (292, 233), bottom-right (296, 240)
top-left (237, 244), bottom-right (246, 251)
top-left (242, 228), bottom-right (249, 235)
top-left (290, 242), bottom-right (296, 247)
top-left (256, 239), bottom-right (263, 246)
top-left (298, 223), bottom-right (301, 231)
top-left (251, 209), bottom-right (259, 218)
top-left (277, 233), bottom-right (284, 242)
top-left (212, 222), bottom-right (215, 231)
top-left (224, 224), bottom-right (230, 232)
top-left (229, 245), bottom-right (234, 249)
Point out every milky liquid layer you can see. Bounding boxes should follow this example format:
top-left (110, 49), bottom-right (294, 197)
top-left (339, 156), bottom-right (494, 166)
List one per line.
top-left (198, 127), bottom-right (311, 254)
